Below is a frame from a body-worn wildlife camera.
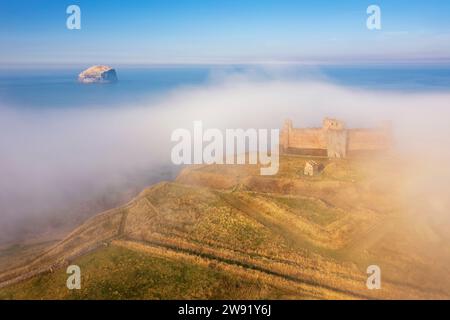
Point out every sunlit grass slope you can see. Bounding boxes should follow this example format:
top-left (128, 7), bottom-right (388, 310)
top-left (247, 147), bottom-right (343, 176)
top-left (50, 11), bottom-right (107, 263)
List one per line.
top-left (1, 154), bottom-right (450, 299)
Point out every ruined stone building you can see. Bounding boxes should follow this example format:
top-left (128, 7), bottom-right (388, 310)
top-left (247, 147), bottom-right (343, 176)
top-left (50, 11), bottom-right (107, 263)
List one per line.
top-left (280, 118), bottom-right (392, 158)
top-left (304, 160), bottom-right (321, 176)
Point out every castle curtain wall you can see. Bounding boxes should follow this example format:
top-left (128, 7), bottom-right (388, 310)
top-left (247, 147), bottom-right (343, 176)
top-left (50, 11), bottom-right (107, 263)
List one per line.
top-left (288, 129), bottom-right (327, 149)
top-left (280, 119), bottom-right (391, 158)
top-left (280, 127), bottom-right (328, 155)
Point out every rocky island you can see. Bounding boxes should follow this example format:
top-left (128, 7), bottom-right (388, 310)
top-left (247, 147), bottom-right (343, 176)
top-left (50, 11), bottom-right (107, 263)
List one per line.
top-left (78, 65), bottom-right (118, 83)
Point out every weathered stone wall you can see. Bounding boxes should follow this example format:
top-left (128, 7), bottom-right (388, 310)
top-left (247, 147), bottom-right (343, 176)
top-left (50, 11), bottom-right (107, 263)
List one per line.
top-left (280, 120), bottom-right (327, 151)
top-left (280, 118), bottom-right (391, 157)
top-left (288, 128), bottom-right (327, 149)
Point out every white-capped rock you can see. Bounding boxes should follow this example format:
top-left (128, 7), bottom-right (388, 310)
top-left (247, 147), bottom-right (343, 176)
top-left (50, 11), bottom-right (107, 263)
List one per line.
top-left (78, 65), bottom-right (118, 83)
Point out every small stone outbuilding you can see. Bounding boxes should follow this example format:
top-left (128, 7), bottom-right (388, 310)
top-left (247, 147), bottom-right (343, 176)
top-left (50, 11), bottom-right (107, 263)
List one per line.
top-left (304, 160), bottom-right (321, 176)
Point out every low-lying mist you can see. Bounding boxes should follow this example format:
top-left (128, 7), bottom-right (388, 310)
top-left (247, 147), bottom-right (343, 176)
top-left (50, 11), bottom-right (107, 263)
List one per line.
top-left (1, 67), bottom-right (450, 244)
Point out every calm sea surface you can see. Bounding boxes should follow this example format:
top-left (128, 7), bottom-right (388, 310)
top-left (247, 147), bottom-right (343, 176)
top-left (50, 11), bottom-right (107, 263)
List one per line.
top-left (0, 65), bottom-right (449, 109)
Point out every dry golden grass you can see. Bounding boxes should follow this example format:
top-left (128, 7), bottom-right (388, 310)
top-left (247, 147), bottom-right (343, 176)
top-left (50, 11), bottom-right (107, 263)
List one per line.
top-left (1, 154), bottom-right (450, 299)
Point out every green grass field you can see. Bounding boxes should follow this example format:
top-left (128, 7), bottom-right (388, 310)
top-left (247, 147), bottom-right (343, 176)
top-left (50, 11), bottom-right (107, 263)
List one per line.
top-left (0, 245), bottom-right (295, 300)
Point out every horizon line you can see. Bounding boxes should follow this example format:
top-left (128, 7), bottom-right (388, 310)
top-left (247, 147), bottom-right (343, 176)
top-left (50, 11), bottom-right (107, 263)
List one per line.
top-left (2, 58), bottom-right (450, 70)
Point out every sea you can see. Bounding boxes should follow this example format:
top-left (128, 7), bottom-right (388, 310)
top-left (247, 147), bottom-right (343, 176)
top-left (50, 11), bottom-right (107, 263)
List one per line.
top-left (1, 64), bottom-right (450, 110)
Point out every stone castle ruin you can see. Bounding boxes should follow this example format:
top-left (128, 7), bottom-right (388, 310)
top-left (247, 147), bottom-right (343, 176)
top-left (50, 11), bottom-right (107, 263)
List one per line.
top-left (280, 118), bottom-right (392, 158)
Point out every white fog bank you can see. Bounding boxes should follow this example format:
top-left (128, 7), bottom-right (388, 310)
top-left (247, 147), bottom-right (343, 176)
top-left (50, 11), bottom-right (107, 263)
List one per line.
top-left (1, 71), bottom-right (450, 243)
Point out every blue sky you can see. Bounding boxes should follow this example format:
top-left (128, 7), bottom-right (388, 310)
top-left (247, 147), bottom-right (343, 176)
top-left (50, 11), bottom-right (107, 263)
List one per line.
top-left (1, 0), bottom-right (450, 65)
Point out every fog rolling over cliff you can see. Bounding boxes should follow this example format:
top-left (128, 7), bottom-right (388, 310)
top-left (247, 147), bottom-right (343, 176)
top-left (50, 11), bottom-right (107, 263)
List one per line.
top-left (1, 69), bottom-right (450, 245)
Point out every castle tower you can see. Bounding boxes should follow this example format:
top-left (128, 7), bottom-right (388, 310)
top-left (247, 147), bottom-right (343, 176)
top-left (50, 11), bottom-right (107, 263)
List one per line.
top-left (280, 119), bottom-right (293, 152)
top-left (326, 130), bottom-right (348, 158)
top-left (323, 118), bottom-right (347, 158)
top-left (323, 118), bottom-right (345, 130)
